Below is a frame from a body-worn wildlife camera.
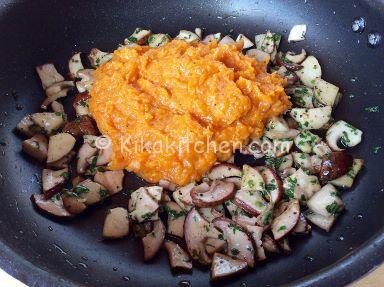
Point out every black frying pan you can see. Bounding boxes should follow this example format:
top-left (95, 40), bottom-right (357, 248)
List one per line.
top-left (0, 0), bottom-right (383, 286)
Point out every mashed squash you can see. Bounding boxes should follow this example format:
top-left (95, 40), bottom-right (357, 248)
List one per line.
top-left (89, 40), bottom-right (290, 185)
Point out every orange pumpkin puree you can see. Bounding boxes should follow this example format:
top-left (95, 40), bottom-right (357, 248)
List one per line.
top-left (89, 40), bottom-right (291, 186)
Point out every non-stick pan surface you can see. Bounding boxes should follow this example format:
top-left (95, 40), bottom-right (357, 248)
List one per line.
top-left (0, 0), bottom-right (383, 286)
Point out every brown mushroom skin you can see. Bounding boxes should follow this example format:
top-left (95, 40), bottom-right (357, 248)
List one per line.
top-left (63, 116), bottom-right (99, 139)
top-left (72, 92), bottom-right (91, 108)
top-left (62, 194), bottom-right (87, 215)
top-left (31, 194), bottom-right (72, 218)
top-left (319, 152), bottom-right (353, 182)
top-left (190, 181), bottom-right (235, 208)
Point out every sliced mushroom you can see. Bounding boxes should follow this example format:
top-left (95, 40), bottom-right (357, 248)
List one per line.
top-left (211, 253), bottom-right (248, 281)
top-left (94, 170), bottom-right (124, 195)
top-left (191, 180), bottom-right (235, 208)
top-left (283, 168), bottom-right (321, 203)
top-left (294, 131), bottom-right (321, 153)
top-left (61, 191), bottom-right (87, 215)
top-left (103, 207), bottom-right (129, 239)
top-left (16, 115), bottom-right (41, 137)
top-left (47, 133), bottom-right (76, 163)
top-left (194, 28), bottom-right (202, 39)
top-left (22, 134), bottom-right (48, 162)
top-left (47, 151), bottom-right (75, 170)
top-left (201, 33), bottom-right (221, 44)
top-left (205, 238), bottom-right (226, 255)
top-left (132, 222), bottom-right (154, 238)
top-left (261, 234), bottom-right (280, 254)
top-left (330, 158), bottom-right (364, 189)
top-left (319, 152), bottom-right (353, 182)
top-left (36, 63), bottom-right (65, 89)
top-left (275, 52), bottom-right (303, 71)
top-left (172, 182), bottom-right (196, 211)
top-left (313, 78), bottom-right (340, 107)
top-left (275, 66), bottom-right (299, 86)
top-left (51, 101), bottom-right (65, 113)
top-left (256, 166), bottom-right (283, 203)
top-left (96, 145), bottom-right (113, 166)
top-left (218, 35), bottom-right (236, 45)
top-left (255, 204), bottom-right (274, 229)
top-left (175, 30), bottom-right (200, 42)
top-left (31, 194), bottom-right (72, 218)
top-left (307, 184), bottom-right (344, 218)
top-left (273, 154), bottom-right (294, 172)
top-left (288, 24), bottom-right (307, 42)
top-left (304, 210), bottom-right (335, 232)
top-left (208, 164), bottom-right (242, 180)
top-left (290, 106), bottom-right (332, 130)
top-left (292, 152), bottom-right (312, 172)
top-left (285, 85), bottom-right (314, 109)
top-left (265, 116), bottom-right (299, 139)
top-left (41, 81), bottom-right (74, 109)
top-left (295, 56), bottom-right (322, 87)
top-left (146, 186), bottom-right (163, 202)
top-left (142, 220), bottom-right (166, 261)
top-left (292, 213), bottom-right (312, 234)
top-left (246, 225), bottom-right (266, 261)
top-left (75, 115), bottom-right (98, 136)
top-left (164, 241), bottom-right (192, 271)
top-left (129, 187), bottom-right (160, 223)
top-left (199, 206), bottom-right (225, 223)
top-left (42, 168), bottom-right (68, 194)
top-left (125, 28), bottom-right (153, 45)
top-left (73, 179), bottom-right (109, 205)
top-left (278, 238), bottom-right (292, 254)
top-left (284, 49), bottom-right (307, 64)
top-left (326, 120), bottom-right (363, 151)
top-left (159, 179), bottom-right (177, 191)
top-left (88, 48), bottom-right (113, 68)
top-left (234, 188), bottom-right (268, 217)
top-left (76, 69), bottom-right (95, 93)
top-left (164, 201), bottom-right (186, 238)
top-left (213, 217), bottom-right (254, 267)
top-left (236, 34), bottom-right (254, 49)
top-left (184, 208), bottom-right (221, 265)
top-left (148, 34), bottom-right (171, 48)
top-left (246, 49), bottom-right (271, 62)
top-left (77, 142), bottom-right (98, 174)
top-left (30, 112), bottom-right (66, 135)
top-left (68, 52), bottom-right (84, 79)
top-left (271, 199), bottom-right (300, 240)
top-left (313, 141), bottom-right (332, 157)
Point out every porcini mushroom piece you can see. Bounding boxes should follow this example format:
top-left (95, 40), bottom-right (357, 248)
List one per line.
top-left (141, 220), bottom-right (166, 261)
top-left (210, 253), bottom-right (248, 281)
top-left (22, 134), bottom-right (48, 162)
top-left (47, 133), bottom-right (76, 163)
top-left (103, 207), bottom-right (130, 239)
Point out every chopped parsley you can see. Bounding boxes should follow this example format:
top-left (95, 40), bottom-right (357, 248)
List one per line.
top-left (60, 171), bottom-right (69, 180)
top-left (364, 106), bottom-right (379, 113)
top-left (127, 36), bottom-right (137, 43)
top-left (373, 146), bottom-right (381, 154)
top-left (163, 205), bottom-right (185, 218)
top-left (263, 210), bottom-right (273, 225)
top-left (325, 201), bottom-right (343, 217)
top-left (73, 184), bottom-right (90, 195)
top-left (228, 223), bottom-right (242, 234)
top-left (277, 225), bottom-right (287, 232)
top-left (99, 189), bottom-right (109, 199)
top-left (285, 177), bottom-right (297, 199)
